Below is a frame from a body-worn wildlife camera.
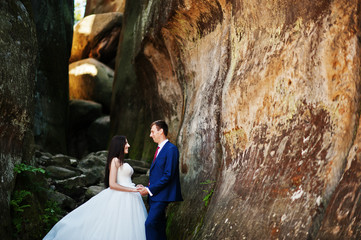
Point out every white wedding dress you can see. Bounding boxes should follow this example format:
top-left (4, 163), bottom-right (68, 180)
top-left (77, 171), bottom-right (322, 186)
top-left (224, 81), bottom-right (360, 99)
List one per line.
top-left (43, 163), bottom-right (147, 240)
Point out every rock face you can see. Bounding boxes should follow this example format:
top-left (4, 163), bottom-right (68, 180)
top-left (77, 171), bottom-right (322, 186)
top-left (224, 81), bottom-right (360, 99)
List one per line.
top-left (31, 0), bottom-right (74, 153)
top-left (0, 1), bottom-right (37, 239)
top-left (112, 0), bottom-right (361, 239)
top-left (316, 118), bottom-right (361, 239)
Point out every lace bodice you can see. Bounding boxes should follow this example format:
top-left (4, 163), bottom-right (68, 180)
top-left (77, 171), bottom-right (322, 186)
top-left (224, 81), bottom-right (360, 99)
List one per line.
top-left (117, 163), bottom-right (135, 187)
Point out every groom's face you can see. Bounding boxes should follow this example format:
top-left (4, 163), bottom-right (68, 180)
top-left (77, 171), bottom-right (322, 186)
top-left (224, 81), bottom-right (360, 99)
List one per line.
top-left (150, 125), bottom-right (163, 144)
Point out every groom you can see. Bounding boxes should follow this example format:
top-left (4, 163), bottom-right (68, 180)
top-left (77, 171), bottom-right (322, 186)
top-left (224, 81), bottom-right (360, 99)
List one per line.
top-left (138, 120), bottom-right (183, 240)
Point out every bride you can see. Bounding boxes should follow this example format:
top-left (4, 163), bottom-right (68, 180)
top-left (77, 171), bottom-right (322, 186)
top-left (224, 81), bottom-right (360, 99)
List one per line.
top-left (43, 135), bottom-right (147, 240)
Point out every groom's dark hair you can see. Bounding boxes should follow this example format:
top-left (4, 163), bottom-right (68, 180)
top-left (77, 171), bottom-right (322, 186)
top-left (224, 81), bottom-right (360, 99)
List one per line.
top-left (151, 120), bottom-right (168, 136)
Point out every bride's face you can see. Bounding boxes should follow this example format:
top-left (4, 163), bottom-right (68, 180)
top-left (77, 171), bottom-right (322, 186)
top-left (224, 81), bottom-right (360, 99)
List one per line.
top-left (124, 140), bottom-right (130, 154)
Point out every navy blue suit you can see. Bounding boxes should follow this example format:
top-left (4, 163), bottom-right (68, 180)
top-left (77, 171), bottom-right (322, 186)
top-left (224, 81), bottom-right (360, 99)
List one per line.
top-left (146, 141), bottom-right (182, 240)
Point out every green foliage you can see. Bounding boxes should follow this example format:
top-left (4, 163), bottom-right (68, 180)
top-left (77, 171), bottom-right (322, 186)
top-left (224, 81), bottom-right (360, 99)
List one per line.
top-left (166, 211), bottom-right (175, 237)
top-left (10, 190), bottom-right (32, 234)
top-left (200, 179), bottom-right (216, 185)
top-left (14, 163), bottom-right (45, 174)
top-left (10, 163), bottom-right (53, 238)
top-left (10, 190), bottom-right (31, 212)
top-left (202, 189), bottom-right (214, 207)
top-left (200, 180), bottom-right (216, 207)
top-left (41, 200), bottom-right (63, 232)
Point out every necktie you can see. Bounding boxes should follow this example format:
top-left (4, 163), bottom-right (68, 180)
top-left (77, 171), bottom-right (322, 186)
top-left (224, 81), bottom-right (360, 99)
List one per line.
top-left (153, 146), bottom-right (160, 163)
top-left (149, 146), bottom-right (160, 186)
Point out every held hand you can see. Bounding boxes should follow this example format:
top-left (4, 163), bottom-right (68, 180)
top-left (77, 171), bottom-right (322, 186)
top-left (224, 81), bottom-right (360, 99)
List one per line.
top-left (136, 184), bottom-right (144, 188)
top-left (139, 187), bottom-right (149, 196)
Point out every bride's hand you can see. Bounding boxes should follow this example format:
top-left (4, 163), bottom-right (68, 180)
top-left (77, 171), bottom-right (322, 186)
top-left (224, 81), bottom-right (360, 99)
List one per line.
top-left (136, 184), bottom-right (144, 188)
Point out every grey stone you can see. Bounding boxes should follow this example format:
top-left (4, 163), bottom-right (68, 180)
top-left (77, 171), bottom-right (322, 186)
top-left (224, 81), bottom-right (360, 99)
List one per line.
top-left (85, 185), bottom-right (105, 201)
top-left (47, 190), bottom-right (76, 212)
top-left (132, 175), bottom-right (149, 188)
top-left (54, 175), bottom-right (88, 198)
top-left (78, 151), bottom-right (108, 186)
top-left (45, 154), bottom-right (74, 167)
top-left (125, 159), bottom-right (151, 169)
top-left (45, 166), bottom-right (81, 180)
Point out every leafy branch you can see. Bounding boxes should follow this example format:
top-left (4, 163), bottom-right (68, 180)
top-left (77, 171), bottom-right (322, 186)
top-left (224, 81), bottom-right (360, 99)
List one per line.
top-left (10, 190), bottom-right (31, 212)
top-left (200, 179), bottom-right (216, 207)
top-left (200, 179), bottom-right (216, 185)
top-left (14, 163), bottom-right (45, 174)
top-left (202, 189), bottom-right (214, 207)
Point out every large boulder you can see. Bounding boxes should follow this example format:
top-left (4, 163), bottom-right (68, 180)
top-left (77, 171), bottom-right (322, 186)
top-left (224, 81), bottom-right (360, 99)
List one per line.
top-left (68, 99), bottom-right (103, 158)
top-left (69, 58), bottom-right (114, 112)
top-left (84, 185), bottom-right (105, 201)
top-left (69, 99), bottom-right (103, 129)
top-left (69, 12), bottom-right (122, 67)
top-left (85, 0), bottom-right (126, 16)
top-left (40, 153), bottom-right (78, 167)
top-left (78, 151), bottom-right (108, 184)
top-left (30, 0), bottom-right (73, 154)
top-left (54, 175), bottom-right (88, 199)
top-left (45, 166), bottom-right (81, 180)
top-left (87, 115), bottom-right (110, 152)
top-left (47, 190), bottom-right (76, 212)
top-left (111, 0), bottom-right (361, 239)
top-left (0, 1), bottom-right (37, 238)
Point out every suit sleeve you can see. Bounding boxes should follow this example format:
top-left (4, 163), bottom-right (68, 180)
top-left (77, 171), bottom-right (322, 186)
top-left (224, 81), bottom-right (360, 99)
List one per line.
top-left (148, 145), bottom-right (179, 196)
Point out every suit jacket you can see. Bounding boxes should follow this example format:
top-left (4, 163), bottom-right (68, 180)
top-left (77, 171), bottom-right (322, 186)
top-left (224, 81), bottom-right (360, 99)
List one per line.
top-left (148, 141), bottom-right (183, 202)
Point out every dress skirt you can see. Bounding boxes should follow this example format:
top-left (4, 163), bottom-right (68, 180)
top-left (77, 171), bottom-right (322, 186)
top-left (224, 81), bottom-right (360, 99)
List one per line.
top-left (43, 188), bottom-right (147, 240)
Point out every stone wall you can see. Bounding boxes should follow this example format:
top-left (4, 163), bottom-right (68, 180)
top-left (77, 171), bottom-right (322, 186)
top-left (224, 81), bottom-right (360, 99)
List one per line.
top-left (0, 1), bottom-right (37, 239)
top-left (111, 0), bottom-right (361, 239)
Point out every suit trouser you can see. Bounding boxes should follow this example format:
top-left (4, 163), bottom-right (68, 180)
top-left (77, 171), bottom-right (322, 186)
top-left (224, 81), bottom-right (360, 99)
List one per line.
top-left (146, 198), bottom-right (169, 240)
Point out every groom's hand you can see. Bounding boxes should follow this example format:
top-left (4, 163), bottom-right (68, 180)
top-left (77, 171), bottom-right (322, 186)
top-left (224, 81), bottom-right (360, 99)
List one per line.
top-left (138, 187), bottom-right (149, 196)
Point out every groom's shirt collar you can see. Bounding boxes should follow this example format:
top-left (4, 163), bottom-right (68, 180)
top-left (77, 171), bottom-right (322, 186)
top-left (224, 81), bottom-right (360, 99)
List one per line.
top-left (156, 139), bottom-right (168, 157)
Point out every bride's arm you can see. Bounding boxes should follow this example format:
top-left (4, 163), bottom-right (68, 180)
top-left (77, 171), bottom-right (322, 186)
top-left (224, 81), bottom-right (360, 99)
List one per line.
top-left (108, 158), bottom-right (138, 192)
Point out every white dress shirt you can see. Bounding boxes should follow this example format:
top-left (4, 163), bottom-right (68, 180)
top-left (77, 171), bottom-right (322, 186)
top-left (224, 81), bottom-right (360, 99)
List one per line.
top-left (156, 139), bottom-right (168, 157)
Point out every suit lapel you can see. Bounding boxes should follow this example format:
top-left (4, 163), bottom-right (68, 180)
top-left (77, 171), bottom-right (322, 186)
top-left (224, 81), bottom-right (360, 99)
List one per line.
top-left (150, 142), bottom-right (169, 171)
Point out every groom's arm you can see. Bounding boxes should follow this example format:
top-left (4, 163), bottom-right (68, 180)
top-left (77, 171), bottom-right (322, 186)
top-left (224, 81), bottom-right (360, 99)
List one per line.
top-left (148, 145), bottom-right (179, 196)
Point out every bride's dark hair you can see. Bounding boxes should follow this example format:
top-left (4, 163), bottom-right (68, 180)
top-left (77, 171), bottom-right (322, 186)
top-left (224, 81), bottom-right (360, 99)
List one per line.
top-left (104, 135), bottom-right (127, 188)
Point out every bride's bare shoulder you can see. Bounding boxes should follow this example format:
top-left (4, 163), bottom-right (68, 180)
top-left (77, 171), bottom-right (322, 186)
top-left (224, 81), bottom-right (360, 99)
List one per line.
top-left (111, 157), bottom-right (121, 168)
